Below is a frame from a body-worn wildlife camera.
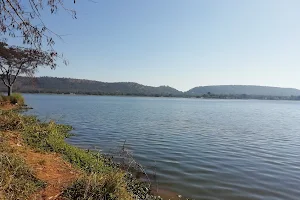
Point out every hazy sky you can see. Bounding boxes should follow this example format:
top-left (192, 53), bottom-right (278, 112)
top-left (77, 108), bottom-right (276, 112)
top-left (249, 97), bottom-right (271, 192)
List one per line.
top-left (32, 0), bottom-right (300, 91)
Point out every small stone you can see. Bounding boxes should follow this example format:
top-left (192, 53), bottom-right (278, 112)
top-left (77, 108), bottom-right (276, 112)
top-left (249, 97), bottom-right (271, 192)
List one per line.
top-left (178, 194), bottom-right (182, 198)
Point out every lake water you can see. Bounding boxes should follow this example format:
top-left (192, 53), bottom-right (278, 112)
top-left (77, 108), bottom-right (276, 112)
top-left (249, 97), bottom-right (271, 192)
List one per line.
top-left (24, 94), bottom-right (300, 200)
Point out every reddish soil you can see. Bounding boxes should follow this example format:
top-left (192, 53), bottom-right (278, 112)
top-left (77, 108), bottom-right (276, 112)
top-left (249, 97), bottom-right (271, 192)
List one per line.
top-left (8, 132), bottom-right (81, 200)
top-left (0, 102), bottom-right (17, 111)
top-left (25, 151), bottom-right (80, 200)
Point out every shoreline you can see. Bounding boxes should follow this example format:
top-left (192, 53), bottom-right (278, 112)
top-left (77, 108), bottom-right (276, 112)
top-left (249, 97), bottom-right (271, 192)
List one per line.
top-left (0, 104), bottom-right (190, 200)
top-left (14, 92), bottom-right (300, 102)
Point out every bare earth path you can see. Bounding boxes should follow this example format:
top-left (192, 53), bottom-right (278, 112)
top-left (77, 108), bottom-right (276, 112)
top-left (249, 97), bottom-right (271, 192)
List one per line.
top-left (8, 131), bottom-right (80, 200)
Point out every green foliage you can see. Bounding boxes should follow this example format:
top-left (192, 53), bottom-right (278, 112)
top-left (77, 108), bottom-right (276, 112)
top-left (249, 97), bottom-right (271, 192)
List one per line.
top-left (0, 111), bottom-right (111, 173)
top-left (0, 142), bottom-right (45, 200)
top-left (0, 111), bottom-right (113, 173)
top-left (21, 119), bottom-right (112, 173)
top-left (0, 111), bottom-right (24, 130)
top-left (9, 93), bottom-right (24, 105)
top-left (63, 172), bottom-right (132, 200)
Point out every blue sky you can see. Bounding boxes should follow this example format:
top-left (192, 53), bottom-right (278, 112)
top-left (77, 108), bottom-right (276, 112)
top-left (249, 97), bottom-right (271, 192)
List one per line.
top-left (28, 0), bottom-right (300, 91)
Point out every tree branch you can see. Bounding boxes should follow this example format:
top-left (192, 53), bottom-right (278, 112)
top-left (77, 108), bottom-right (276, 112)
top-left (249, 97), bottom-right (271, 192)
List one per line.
top-left (6, 67), bottom-right (11, 85)
top-left (11, 61), bottom-right (27, 85)
top-left (0, 74), bottom-right (10, 87)
top-left (0, 65), bottom-right (6, 75)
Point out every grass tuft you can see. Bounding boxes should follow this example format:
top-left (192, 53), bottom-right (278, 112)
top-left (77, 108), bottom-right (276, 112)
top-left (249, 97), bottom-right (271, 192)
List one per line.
top-left (0, 141), bottom-right (45, 200)
top-left (9, 93), bottom-right (25, 105)
top-left (0, 111), bottom-right (24, 130)
top-left (63, 172), bottom-right (133, 200)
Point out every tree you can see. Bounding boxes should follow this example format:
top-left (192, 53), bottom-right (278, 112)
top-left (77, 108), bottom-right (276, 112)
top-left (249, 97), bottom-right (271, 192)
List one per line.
top-left (0, 42), bottom-right (56, 95)
top-left (0, 0), bottom-right (77, 95)
top-left (0, 0), bottom-right (76, 52)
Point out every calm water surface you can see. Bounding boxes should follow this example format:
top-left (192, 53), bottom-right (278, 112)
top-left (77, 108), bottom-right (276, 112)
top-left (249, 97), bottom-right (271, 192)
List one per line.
top-left (24, 94), bottom-right (300, 200)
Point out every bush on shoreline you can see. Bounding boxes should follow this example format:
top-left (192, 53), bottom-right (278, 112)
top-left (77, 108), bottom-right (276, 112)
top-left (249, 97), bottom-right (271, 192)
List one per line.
top-left (63, 172), bottom-right (132, 200)
top-left (0, 93), bottom-right (25, 105)
top-left (9, 93), bottom-right (25, 105)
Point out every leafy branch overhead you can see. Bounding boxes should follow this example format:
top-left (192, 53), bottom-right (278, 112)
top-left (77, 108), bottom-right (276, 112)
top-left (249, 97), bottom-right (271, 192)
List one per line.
top-left (0, 42), bottom-right (56, 95)
top-left (0, 0), bottom-right (76, 50)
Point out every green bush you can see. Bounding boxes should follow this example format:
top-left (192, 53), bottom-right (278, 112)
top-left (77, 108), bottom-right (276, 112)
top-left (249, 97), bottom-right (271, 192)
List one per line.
top-left (9, 93), bottom-right (24, 105)
top-left (63, 172), bottom-right (132, 200)
top-left (0, 111), bottom-right (24, 131)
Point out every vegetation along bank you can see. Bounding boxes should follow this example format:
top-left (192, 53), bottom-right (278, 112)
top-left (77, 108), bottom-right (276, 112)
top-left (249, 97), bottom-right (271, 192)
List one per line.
top-left (0, 95), bottom-right (190, 200)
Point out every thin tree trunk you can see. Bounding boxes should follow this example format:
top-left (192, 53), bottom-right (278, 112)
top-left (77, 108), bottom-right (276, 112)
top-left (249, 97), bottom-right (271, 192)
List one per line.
top-left (7, 85), bottom-right (12, 96)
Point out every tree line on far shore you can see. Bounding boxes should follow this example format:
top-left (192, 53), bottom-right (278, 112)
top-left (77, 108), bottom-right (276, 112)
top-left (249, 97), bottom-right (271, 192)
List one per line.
top-left (1, 76), bottom-right (300, 101)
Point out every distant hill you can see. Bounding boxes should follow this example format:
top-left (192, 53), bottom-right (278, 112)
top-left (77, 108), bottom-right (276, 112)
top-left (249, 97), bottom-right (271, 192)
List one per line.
top-left (1, 76), bottom-right (300, 97)
top-left (187, 85), bottom-right (300, 96)
top-left (0, 76), bottom-right (183, 96)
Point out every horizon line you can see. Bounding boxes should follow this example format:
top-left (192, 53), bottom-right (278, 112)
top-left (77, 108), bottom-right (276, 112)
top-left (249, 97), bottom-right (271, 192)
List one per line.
top-left (16, 75), bottom-right (300, 92)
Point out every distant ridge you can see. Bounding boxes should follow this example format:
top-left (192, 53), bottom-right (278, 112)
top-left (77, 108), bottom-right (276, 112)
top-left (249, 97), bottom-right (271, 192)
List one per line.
top-left (0, 76), bottom-right (182, 96)
top-left (1, 76), bottom-right (300, 97)
top-left (186, 85), bottom-right (300, 96)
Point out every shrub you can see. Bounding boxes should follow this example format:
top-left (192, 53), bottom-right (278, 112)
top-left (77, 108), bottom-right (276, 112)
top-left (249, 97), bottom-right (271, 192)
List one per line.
top-left (9, 93), bottom-right (25, 105)
top-left (63, 172), bottom-right (133, 200)
top-left (0, 111), bottom-right (24, 131)
top-left (0, 93), bottom-right (24, 105)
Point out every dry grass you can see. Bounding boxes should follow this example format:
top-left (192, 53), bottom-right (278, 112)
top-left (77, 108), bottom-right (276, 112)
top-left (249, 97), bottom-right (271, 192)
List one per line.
top-left (0, 93), bottom-right (24, 106)
top-left (0, 137), bottom-right (44, 200)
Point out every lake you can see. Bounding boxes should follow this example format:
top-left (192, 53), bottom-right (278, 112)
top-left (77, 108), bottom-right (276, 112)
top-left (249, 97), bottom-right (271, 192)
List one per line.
top-left (24, 94), bottom-right (300, 200)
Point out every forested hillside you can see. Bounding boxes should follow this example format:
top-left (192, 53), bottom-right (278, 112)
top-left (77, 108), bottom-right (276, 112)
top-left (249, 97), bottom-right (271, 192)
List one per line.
top-left (1, 76), bottom-right (300, 98)
top-left (187, 85), bottom-right (300, 96)
top-left (0, 76), bottom-right (183, 96)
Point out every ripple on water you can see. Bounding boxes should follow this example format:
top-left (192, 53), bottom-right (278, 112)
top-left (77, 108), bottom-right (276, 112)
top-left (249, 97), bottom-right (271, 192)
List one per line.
top-left (24, 95), bottom-right (300, 200)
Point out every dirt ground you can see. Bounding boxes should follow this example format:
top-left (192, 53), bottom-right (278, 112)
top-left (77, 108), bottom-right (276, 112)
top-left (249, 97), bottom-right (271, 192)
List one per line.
top-left (7, 131), bottom-right (81, 200)
top-left (0, 103), bottom-right (17, 111)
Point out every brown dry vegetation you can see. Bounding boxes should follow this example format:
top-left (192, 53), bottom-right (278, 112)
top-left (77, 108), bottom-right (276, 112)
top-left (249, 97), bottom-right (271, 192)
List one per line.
top-left (0, 103), bottom-right (17, 111)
